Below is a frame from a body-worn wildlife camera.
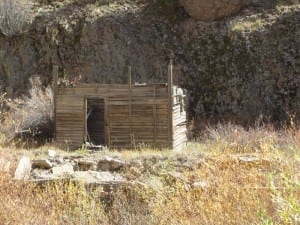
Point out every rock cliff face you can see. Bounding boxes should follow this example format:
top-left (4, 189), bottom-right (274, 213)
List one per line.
top-left (0, 0), bottom-right (299, 123)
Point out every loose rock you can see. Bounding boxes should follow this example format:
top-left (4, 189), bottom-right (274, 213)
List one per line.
top-left (97, 157), bottom-right (125, 171)
top-left (54, 157), bottom-right (64, 164)
top-left (48, 150), bottom-right (56, 158)
top-left (191, 181), bottom-right (209, 189)
top-left (238, 155), bottom-right (259, 163)
top-left (77, 160), bottom-right (96, 171)
top-left (73, 171), bottom-right (126, 184)
top-left (32, 159), bottom-right (53, 170)
top-left (31, 169), bottom-right (55, 180)
top-left (14, 156), bottom-right (31, 180)
top-left (52, 164), bottom-right (74, 176)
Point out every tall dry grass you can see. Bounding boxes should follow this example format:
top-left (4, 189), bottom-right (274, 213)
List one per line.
top-left (0, 123), bottom-right (299, 225)
top-left (0, 174), bottom-right (107, 225)
top-left (192, 121), bottom-right (300, 155)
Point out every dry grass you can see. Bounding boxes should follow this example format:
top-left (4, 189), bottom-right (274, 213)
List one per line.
top-left (151, 152), bottom-right (299, 225)
top-left (0, 174), bottom-right (107, 225)
top-left (0, 124), bottom-right (299, 225)
top-left (203, 122), bottom-right (299, 154)
top-left (0, 77), bottom-right (54, 145)
top-left (230, 4), bottom-right (300, 33)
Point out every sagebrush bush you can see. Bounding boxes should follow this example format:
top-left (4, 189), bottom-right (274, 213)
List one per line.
top-left (0, 0), bottom-right (33, 37)
top-left (0, 77), bottom-right (54, 144)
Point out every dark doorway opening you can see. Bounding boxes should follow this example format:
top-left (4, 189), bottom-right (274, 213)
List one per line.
top-left (86, 98), bottom-right (105, 146)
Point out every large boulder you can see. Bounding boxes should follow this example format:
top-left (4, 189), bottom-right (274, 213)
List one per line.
top-left (179, 0), bottom-right (245, 21)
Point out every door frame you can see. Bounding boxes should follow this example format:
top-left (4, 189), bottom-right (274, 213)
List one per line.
top-left (84, 96), bottom-right (108, 146)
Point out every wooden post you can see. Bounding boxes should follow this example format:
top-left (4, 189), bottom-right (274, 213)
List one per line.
top-left (153, 85), bottom-right (157, 147)
top-left (128, 66), bottom-right (132, 89)
top-left (168, 60), bottom-right (173, 149)
top-left (52, 65), bottom-right (59, 139)
top-left (52, 65), bottom-right (58, 90)
top-left (84, 96), bottom-right (87, 144)
top-left (128, 66), bottom-right (134, 149)
top-left (104, 98), bottom-right (110, 148)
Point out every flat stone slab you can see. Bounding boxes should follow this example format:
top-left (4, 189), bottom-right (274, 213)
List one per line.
top-left (72, 171), bottom-right (126, 185)
top-left (14, 156), bottom-right (31, 180)
top-left (52, 164), bottom-right (74, 176)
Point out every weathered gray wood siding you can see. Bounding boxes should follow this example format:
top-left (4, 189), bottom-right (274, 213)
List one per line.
top-left (55, 84), bottom-right (186, 150)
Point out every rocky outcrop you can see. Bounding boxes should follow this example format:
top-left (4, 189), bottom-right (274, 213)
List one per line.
top-left (179, 0), bottom-right (244, 21)
top-left (0, 1), bottom-right (299, 123)
top-left (180, 5), bottom-right (300, 122)
top-left (11, 150), bottom-right (128, 189)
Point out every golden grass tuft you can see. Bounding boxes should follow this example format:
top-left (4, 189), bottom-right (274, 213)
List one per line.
top-left (0, 175), bottom-right (107, 225)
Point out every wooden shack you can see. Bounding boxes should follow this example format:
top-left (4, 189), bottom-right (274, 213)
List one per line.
top-left (54, 63), bottom-right (187, 150)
